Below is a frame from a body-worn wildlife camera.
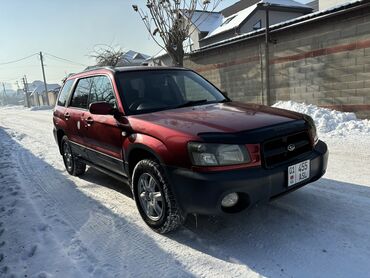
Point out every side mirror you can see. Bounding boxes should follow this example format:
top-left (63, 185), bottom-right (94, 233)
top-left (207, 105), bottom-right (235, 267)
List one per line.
top-left (89, 102), bottom-right (114, 115)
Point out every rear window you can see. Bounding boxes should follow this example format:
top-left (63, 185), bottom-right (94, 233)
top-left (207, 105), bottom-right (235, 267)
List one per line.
top-left (57, 79), bottom-right (74, 106)
top-left (69, 78), bottom-right (92, 109)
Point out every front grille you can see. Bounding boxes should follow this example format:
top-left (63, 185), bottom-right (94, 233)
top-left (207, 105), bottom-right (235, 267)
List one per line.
top-left (263, 131), bottom-right (312, 168)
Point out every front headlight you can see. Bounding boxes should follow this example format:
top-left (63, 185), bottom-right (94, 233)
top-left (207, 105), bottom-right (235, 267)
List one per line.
top-left (304, 115), bottom-right (318, 144)
top-left (188, 142), bottom-right (251, 166)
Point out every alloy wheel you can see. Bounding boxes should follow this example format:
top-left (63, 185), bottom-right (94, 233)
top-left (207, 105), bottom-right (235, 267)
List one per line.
top-left (63, 141), bottom-right (73, 172)
top-left (137, 173), bottom-right (164, 221)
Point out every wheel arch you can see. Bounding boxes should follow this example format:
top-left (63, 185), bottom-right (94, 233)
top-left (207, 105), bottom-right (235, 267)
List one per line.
top-left (126, 144), bottom-right (164, 178)
top-left (56, 128), bottom-right (67, 155)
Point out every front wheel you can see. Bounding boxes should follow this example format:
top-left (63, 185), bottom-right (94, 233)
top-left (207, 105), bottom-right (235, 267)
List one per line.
top-left (61, 136), bottom-right (86, 176)
top-left (132, 159), bottom-right (185, 233)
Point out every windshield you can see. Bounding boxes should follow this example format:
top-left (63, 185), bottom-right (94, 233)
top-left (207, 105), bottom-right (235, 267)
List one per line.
top-left (116, 70), bottom-right (227, 114)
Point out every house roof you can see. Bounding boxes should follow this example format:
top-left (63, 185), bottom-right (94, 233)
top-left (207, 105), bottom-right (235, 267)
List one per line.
top-left (116, 50), bottom-right (150, 67)
top-left (30, 83), bottom-right (60, 96)
top-left (221, 0), bottom-right (260, 17)
top-left (206, 4), bottom-right (258, 38)
top-left (204, 0), bottom-right (311, 40)
top-left (183, 10), bottom-right (223, 33)
top-left (122, 50), bottom-right (150, 60)
top-left (192, 0), bottom-right (366, 54)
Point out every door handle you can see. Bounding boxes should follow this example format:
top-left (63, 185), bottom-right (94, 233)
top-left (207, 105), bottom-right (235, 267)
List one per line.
top-left (64, 112), bottom-right (70, 120)
top-left (85, 117), bottom-right (94, 126)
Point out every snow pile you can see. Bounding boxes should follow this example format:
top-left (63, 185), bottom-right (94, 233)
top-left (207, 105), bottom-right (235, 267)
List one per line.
top-left (0, 105), bottom-right (25, 110)
top-left (273, 101), bottom-right (370, 137)
top-left (29, 105), bottom-right (53, 111)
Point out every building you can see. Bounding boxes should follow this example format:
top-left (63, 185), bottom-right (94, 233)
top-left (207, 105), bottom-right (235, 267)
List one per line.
top-left (319, 0), bottom-right (349, 10)
top-left (306, 0), bottom-right (319, 12)
top-left (116, 50), bottom-right (150, 67)
top-left (29, 81), bottom-right (60, 106)
top-left (185, 0), bottom-right (370, 118)
top-left (186, 0), bottom-right (313, 49)
top-left (146, 49), bottom-right (173, 67)
top-left (150, 0), bottom-right (313, 66)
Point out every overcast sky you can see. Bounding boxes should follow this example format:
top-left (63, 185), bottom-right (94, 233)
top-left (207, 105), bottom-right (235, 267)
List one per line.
top-left (0, 0), bottom-right (310, 88)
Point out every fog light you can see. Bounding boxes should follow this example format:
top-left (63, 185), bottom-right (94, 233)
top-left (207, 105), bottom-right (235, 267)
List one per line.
top-left (221, 193), bottom-right (239, 207)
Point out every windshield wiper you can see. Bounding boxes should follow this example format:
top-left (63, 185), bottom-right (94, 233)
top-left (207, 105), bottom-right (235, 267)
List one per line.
top-left (175, 99), bottom-right (208, 108)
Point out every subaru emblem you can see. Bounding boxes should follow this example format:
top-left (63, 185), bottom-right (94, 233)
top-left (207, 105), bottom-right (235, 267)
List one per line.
top-left (287, 144), bottom-right (296, 152)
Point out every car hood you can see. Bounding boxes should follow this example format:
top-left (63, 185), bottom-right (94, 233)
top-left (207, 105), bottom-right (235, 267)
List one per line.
top-left (128, 102), bottom-right (303, 137)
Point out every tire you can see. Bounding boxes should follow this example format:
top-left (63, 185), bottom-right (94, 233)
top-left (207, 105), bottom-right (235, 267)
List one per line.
top-left (61, 136), bottom-right (86, 176)
top-left (132, 159), bottom-right (185, 234)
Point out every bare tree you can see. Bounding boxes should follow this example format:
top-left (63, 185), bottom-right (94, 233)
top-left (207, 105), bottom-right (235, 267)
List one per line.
top-left (90, 45), bottom-right (127, 67)
top-left (132, 0), bottom-right (223, 67)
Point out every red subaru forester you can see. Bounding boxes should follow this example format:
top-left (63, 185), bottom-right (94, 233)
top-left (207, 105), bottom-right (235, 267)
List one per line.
top-left (53, 66), bottom-right (328, 233)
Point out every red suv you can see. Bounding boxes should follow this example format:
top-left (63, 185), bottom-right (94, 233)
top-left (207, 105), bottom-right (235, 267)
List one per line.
top-left (53, 66), bottom-right (328, 233)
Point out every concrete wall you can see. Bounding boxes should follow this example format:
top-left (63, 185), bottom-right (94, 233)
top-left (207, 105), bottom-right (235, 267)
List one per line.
top-left (185, 6), bottom-right (370, 118)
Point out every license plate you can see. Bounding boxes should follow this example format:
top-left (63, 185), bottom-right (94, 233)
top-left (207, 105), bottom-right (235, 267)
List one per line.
top-left (288, 160), bottom-right (310, 187)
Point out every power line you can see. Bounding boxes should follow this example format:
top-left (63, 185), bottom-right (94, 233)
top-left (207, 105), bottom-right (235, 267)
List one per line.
top-left (0, 53), bottom-right (38, 66)
top-left (44, 52), bottom-right (87, 67)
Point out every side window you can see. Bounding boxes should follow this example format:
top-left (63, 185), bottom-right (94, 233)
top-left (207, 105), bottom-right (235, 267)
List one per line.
top-left (57, 79), bottom-right (74, 106)
top-left (253, 20), bottom-right (262, 30)
top-left (69, 78), bottom-right (92, 109)
top-left (89, 76), bottom-right (116, 108)
top-left (182, 76), bottom-right (217, 101)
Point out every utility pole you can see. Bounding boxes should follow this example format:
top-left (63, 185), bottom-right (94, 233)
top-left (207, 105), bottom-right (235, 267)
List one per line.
top-left (2, 82), bottom-right (7, 106)
top-left (39, 51), bottom-right (50, 106)
top-left (23, 76), bottom-right (30, 108)
top-left (15, 81), bottom-right (20, 97)
top-left (264, 3), bottom-right (271, 106)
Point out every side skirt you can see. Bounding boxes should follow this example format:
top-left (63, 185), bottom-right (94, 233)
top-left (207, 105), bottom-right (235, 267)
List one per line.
top-left (80, 158), bottom-right (130, 185)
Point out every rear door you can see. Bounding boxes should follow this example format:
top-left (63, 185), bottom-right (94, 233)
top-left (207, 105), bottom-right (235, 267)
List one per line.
top-left (65, 77), bottom-right (92, 159)
top-left (53, 79), bottom-right (75, 135)
top-left (82, 75), bottom-right (125, 175)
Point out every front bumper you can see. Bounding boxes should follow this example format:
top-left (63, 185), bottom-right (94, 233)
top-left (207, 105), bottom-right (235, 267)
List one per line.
top-left (165, 140), bottom-right (328, 215)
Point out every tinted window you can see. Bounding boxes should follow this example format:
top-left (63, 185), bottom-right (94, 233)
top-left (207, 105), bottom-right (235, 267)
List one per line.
top-left (70, 78), bottom-right (92, 109)
top-left (89, 76), bottom-right (116, 108)
top-left (181, 75), bottom-right (218, 101)
top-left (57, 79), bottom-right (74, 106)
top-left (117, 70), bottom-right (226, 114)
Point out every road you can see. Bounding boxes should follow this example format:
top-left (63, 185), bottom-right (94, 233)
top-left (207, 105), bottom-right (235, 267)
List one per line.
top-left (0, 106), bottom-right (370, 277)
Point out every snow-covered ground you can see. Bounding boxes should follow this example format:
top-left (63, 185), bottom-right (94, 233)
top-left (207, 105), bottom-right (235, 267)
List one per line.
top-left (0, 103), bottom-right (369, 277)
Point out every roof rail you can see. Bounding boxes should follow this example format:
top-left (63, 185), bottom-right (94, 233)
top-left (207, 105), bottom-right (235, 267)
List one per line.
top-left (67, 66), bottom-right (116, 78)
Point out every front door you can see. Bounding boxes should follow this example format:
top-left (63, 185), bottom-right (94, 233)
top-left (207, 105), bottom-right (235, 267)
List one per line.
top-left (82, 75), bottom-right (125, 175)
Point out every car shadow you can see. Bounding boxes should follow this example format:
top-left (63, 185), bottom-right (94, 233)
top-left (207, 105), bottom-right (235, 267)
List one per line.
top-left (0, 128), bottom-right (193, 277)
top-left (81, 167), bottom-right (133, 198)
top-left (169, 178), bottom-right (370, 277)
top-left (78, 157), bottom-right (370, 277)
top-left (67, 146), bottom-right (370, 277)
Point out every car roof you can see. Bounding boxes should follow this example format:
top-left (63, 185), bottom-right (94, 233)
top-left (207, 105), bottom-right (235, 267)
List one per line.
top-left (67, 66), bottom-right (188, 80)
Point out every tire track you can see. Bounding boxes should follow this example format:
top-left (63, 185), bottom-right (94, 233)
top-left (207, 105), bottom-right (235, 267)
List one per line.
top-left (16, 147), bottom-right (191, 277)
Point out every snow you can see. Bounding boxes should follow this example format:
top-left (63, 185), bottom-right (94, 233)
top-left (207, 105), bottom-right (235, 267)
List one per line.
top-left (205, 0), bottom-right (310, 39)
top-left (261, 0), bottom-right (311, 8)
top-left (206, 4), bottom-right (258, 38)
top-left (29, 105), bottom-right (54, 111)
top-left (0, 104), bottom-right (370, 277)
top-left (273, 101), bottom-right (370, 137)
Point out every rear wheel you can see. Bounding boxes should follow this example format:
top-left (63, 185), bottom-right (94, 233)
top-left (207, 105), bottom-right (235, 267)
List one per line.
top-left (61, 136), bottom-right (86, 176)
top-left (132, 159), bottom-right (185, 233)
